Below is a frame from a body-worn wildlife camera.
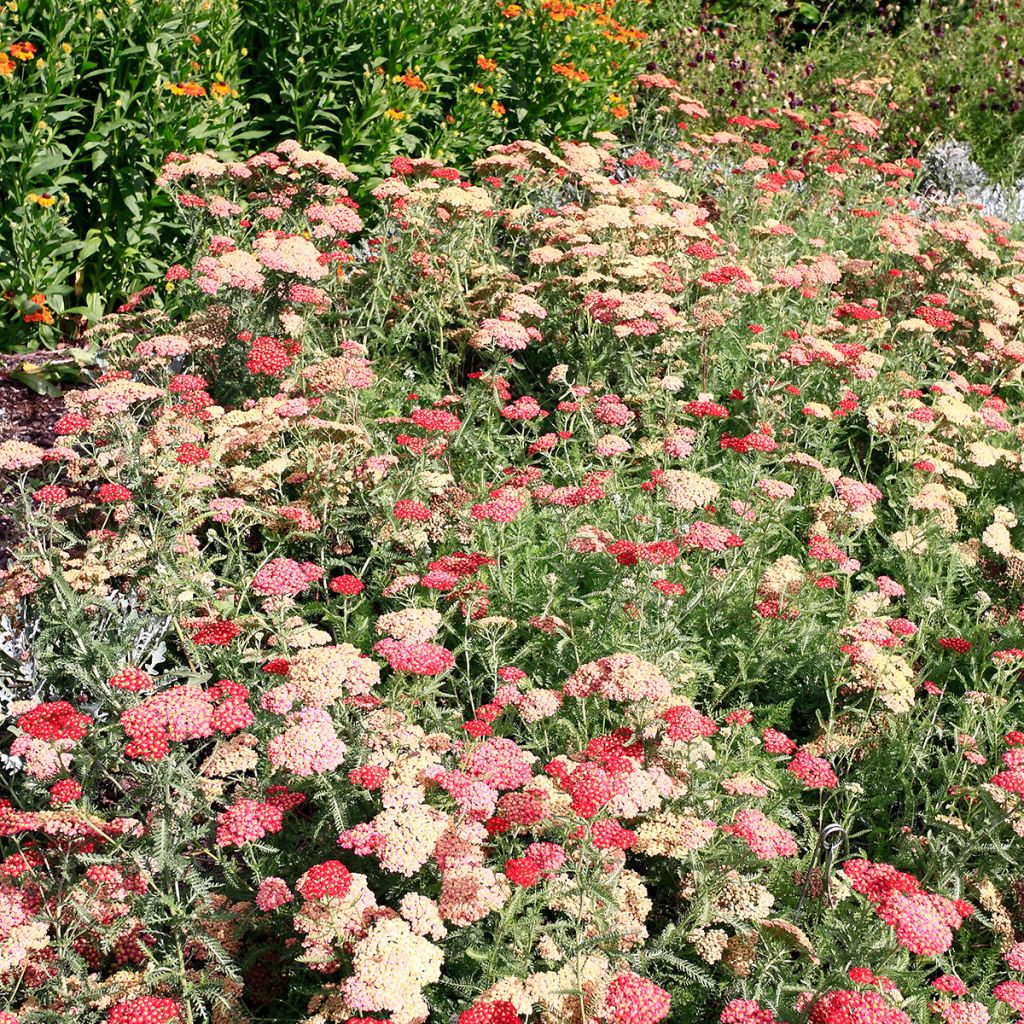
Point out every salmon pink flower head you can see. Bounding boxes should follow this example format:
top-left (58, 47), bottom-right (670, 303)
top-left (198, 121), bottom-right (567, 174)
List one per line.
top-left (373, 638), bottom-right (454, 675)
top-left (932, 976), bottom-right (969, 996)
top-left (251, 558), bottom-right (323, 597)
top-left (215, 797), bottom-right (284, 848)
top-left (255, 876), bottom-right (294, 911)
top-left (786, 749), bottom-right (838, 789)
top-left (267, 706), bottom-right (347, 776)
top-left (464, 736), bottom-right (536, 789)
top-left (722, 808), bottom-right (798, 859)
top-left (564, 653), bottom-right (671, 702)
top-left (720, 999), bottom-right (778, 1024)
top-left (994, 982), bottom-right (1024, 1014)
top-left (500, 396), bottom-right (544, 420)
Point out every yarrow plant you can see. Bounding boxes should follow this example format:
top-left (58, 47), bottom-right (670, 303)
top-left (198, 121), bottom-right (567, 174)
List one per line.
top-left (2, 74), bottom-right (1024, 1024)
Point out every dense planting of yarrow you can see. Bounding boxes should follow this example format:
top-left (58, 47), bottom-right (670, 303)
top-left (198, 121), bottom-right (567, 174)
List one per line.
top-left (4, 77), bottom-right (1024, 1024)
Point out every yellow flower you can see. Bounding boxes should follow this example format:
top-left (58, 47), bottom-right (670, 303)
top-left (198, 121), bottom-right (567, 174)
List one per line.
top-left (470, 83), bottom-right (484, 95)
top-left (491, 100), bottom-right (506, 116)
top-left (385, 108), bottom-right (404, 120)
top-left (61, 42), bottom-right (72, 54)
top-left (27, 193), bottom-right (56, 208)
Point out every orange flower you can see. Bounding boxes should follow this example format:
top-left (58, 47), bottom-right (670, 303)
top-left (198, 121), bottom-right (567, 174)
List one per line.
top-left (399, 71), bottom-right (427, 92)
top-left (385, 108), bottom-right (405, 120)
top-left (27, 193), bottom-right (56, 208)
top-left (552, 62), bottom-right (589, 83)
top-left (24, 294), bottom-right (53, 325)
top-left (477, 55), bottom-right (497, 72)
top-left (491, 100), bottom-right (506, 117)
top-left (166, 81), bottom-right (207, 97)
top-left (211, 81), bottom-right (232, 98)
top-left (610, 104), bottom-right (629, 118)
top-left (501, 4), bottom-right (522, 16)
top-left (542, 0), bottom-right (577, 20)
top-left (0, 53), bottom-right (15, 75)
top-left (9, 41), bottom-right (36, 61)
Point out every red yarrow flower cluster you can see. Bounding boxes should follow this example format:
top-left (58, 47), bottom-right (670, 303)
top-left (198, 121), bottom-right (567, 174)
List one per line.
top-left (810, 990), bottom-right (910, 1024)
top-left (458, 1001), bottom-right (522, 1024)
top-left (843, 859), bottom-right (971, 955)
top-left (295, 859), bottom-right (352, 900)
top-left (19, 701), bottom-right (92, 742)
top-left (786, 749), bottom-right (839, 789)
top-left (329, 573), bottom-right (364, 595)
top-left (108, 996), bottom-right (181, 1024)
top-left (604, 971), bottom-right (671, 1024)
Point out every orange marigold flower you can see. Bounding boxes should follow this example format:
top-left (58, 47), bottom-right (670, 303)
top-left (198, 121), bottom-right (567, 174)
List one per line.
top-left (166, 81), bottom-right (206, 97)
top-left (399, 71), bottom-right (427, 91)
top-left (611, 104), bottom-right (629, 118)
top-left (543, 0), bottom-right (577, 20)
top-left (24, 294), bottom-right (53, 325)
top-left (477, 55), bottom-right (497, 72)
top-left (10, 42), bottom-right (36, 61)
top-left (385, 108), bottom-right (405, 120)
top-left (502, 3), bottom-right (522, 15)
top-left (0, 53), bottom-right (14, 75)
top-left (552, 63), bottom-right (589, 83)
top-left (491, 100), bottom-right (506, 116)
top-left (211, 81), bottom-right (232, 98)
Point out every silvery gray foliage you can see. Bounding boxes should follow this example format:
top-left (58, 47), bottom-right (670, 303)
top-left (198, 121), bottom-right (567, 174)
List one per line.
top-left (0, 591), bottom-right (171, 772)
top-left (0, 609), bottom-right (42, 773)
top-left (920, 138), bottom-right (1024, 222)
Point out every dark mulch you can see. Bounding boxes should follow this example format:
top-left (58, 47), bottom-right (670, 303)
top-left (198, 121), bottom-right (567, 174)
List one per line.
top-left (0, 353), bottom-right (73, 562)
